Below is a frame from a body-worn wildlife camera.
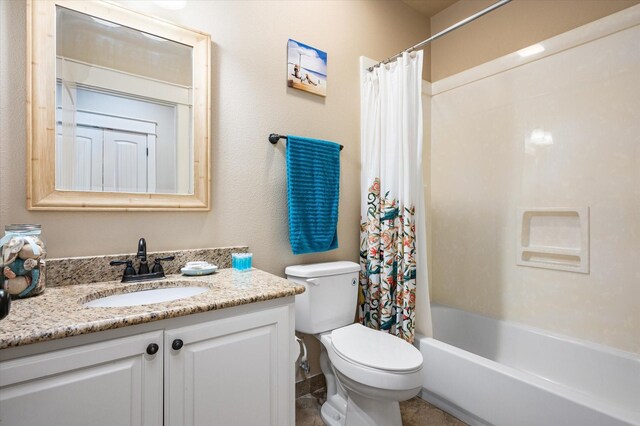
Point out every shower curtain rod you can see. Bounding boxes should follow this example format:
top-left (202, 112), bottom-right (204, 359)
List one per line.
top-left (367, 0), bottom-right (512, 72)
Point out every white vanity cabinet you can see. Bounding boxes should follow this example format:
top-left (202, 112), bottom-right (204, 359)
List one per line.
top-left (0, 331), bottom-right (164, 426)
top-left (0, 299), bottom-right (295, 426)
top-left (165, 305), bottom-right (291, 425)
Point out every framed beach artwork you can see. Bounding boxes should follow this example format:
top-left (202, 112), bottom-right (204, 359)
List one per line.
top-left (287, 39), bottom-right (327, 97)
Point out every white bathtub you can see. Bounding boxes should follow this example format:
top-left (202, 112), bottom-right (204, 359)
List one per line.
top-left (415, 305), bottom-right (640, 426)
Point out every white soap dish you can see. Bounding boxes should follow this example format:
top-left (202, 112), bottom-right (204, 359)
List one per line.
top-left (181, 262), bottom-right (218, 276)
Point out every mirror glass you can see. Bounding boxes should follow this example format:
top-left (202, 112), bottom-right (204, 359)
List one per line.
top-left (55, 6), bottom-right (193, 195)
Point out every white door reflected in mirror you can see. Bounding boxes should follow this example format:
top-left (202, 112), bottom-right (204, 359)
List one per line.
top-left (56, 107), bottom-right (158, 193)
top-left (56, 5), bottom-right (193, 195)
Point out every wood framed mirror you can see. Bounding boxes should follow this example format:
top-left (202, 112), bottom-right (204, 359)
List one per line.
top-left (27, 0), bottom-right (210, 210)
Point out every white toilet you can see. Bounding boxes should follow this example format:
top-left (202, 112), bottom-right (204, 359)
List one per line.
top-left (286, 261), bottom-right (423, 426)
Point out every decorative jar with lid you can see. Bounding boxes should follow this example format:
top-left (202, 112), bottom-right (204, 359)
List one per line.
top-left (0, 224), bottom-right (46, 298)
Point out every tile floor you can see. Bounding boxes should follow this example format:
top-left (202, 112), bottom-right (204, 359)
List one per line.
top-left (295, 388), bottom-right (467, 426)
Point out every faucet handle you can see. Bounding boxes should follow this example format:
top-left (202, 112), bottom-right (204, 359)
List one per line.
top-left (110, 260), bottom-right (136, 278)
top-left (155, 256), bottom-right (175, 262)
top-left (151, 256), bottom-right (175, 274)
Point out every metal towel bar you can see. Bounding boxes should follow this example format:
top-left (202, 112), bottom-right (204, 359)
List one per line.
top-left (268, 134), bottom-right (344, 151)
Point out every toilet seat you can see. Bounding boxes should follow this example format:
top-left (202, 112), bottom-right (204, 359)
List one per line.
top-left (320, 325), bottom-right (423, 392)
top-left (331, 323), bottom-right (423, 373)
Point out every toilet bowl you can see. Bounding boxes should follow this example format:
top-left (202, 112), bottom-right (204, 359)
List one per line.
top-left (286, 261), bottom-right (424, 426)
top-left (318, 324), bottom-right (422, 426)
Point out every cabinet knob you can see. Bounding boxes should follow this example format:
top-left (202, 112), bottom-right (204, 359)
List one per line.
top-left (146, 343), bottom-right (159, 355)
top-left (172, 339), bottom-right (184, 351)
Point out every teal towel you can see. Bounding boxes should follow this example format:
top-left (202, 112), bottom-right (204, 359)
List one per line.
top-left (286, 135), bottom-right (340, 255)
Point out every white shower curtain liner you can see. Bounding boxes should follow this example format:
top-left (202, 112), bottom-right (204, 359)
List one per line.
top-left (360, 52), bottom-right (432, 340)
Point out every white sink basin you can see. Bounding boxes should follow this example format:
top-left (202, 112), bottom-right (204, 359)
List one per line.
top-left (84, 286), bottom-right (208, 308)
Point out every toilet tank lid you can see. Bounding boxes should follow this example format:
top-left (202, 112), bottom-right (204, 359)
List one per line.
top-left (285, 261), bottom-right (360, 278)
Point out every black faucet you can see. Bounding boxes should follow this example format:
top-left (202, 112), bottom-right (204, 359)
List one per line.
top-left (137, 238), bottom-right (149, 275)
top-left (110, 238), bottom-right (175, 283)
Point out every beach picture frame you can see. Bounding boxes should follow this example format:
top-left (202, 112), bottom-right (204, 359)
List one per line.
top-left (287, 39), bottom-right (327, 97)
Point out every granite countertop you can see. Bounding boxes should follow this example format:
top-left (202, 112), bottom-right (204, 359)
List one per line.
top-left (0, 268), bottom-right (304, 350)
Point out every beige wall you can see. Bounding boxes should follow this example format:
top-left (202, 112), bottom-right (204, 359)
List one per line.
top-left (430, 0), bottom-right (639, 81)
top-left (0, 0), bottom-right (432, 266)
top-left (430, 7), bottom-right (640, 353)
top-left (0, 0), bottom-right (430, 380)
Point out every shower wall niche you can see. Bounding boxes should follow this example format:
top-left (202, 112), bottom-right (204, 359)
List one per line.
top-left (516, 207), bottom-right (589, 273)
top-left (429, 6), bottom-right (640, 353)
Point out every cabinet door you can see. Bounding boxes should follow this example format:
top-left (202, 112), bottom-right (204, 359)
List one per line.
top-left (166, 306), bottom-right (292, 426)
top-left (0, 331), bottom-right (163, 426)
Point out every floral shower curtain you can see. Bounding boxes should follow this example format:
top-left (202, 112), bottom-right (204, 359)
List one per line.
top-left (359, 51), bottom-right (431, 343)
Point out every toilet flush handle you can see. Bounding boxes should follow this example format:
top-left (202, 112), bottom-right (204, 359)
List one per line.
top-left (306, 278), bottom-right (320, 286)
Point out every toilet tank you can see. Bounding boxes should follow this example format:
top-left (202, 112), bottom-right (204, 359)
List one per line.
top-left (286, 261), bottom-right (360, 334)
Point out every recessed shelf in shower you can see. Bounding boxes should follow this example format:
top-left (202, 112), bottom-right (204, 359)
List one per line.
top-left (516, 207), bottom-right (589, 273)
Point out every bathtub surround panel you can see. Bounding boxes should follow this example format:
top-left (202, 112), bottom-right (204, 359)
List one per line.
top-left (45, 246), bottom-right (248, 287)
top-left (430, 7), bottom-right (640, 353)
top-left (417, 305), bottom-right (640, 425)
